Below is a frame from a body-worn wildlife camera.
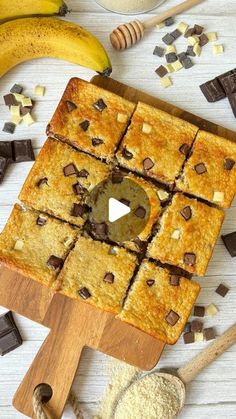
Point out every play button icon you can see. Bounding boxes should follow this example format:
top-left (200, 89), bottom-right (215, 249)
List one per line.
top-left (108, 198), bottom-right (131, 222)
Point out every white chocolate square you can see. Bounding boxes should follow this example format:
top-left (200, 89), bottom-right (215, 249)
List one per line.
top-left (10, 105), bottom-right (20, 117)
top-left (142, 123), bottom-right (152, 134)
top-left (11, 115), bottom-right (22, 125)
top-left (165, 64), bottom-right (174, 73)
top-left (23, 113), bottom-right (35, 126)
top-left (160, 77), bottom-right (172, 88)
top-left (213, 191), bottom-right (224, 202)
top-left (193, 43), bottom-right (202, 56)
top-left (166, 45), bottom-right (176, 53)
top-left (34, 85), bottom-right (46, 96)
top-left (157, 190), bottom-right (169, 201)
top-left (188, 36), bottom-right (199, 46)
top-left (21, 97), bottom-right (32, 107)
top-left (156, 22), bottom-right (165, 30)
top-left (13, 93), bottom-right (25, 102)
top-left (117, 113), bottom-right (128, 123)
top-left (206, 303), bottom-right (218, 317)
top-left (14, 239), bottom-right (24, 251)
top-left (206, 32), bottom-right (218, 42)
top-left (178, 22), bottom-right (189, 34)
top-left (172, 60), bottom-right (183, 72)
top-left (212, 45), bottom-right (224, 55)
top-left (171, 229), bottom-right (181, 240)
top-left (195, 332), bottom-right (204, 342)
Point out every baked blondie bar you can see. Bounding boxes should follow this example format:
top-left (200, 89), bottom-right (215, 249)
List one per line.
top-left (56, 235), bottom-right (137, 314)
top-left (19, 138), bottom-right (111, 227)
top-left (176, 130), bottom-right (236, 208)
top-left (47, 78), bottom-right (135, 161)
top-left (147, 193), bottom-right (224, 276)
top-left (0, 204), bottom-right (78, 287)
top-left (116, 102), bottom-right (198, 186)
top-left (118, 260), bottom-right (200, 344)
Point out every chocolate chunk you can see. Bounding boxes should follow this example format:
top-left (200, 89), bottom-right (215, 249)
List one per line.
top-left (162, 33), bottom-right (175, 45)
top-left (180, 206), bottom-right (192, 221)
top-left (37, 177), bottom-right (48, 188)
top-left (63, 163), bottom-right (77, 176)
top-left (191, 320), bottom-right (203, 332)
top-left (184, 28), bottom-right (195, 38)
top-left (199, 33), bottom-right (209, 47)
top-left (203, 327), bottom-right (216, 341)
top-left (66, 100), bottom-right (77, 112)
top-left (183, 322), bottom-right (191, 334)
top-left (216, 283), bottom-right (229, 297)
top-left (155, 65), bottom-right (168, 78)
top-left (169, 274), bottom-right (180, 286)
top-left (164, 17), bottom-right (175, 26)
top-left (218, 70), bottom-right (236, 95)
top-left (73, 182), bottom-right (87, 195)
top-left (194, 305), bottom-right (205, 317)
top-left (143, 157), bottom-right (154, 171)
top-left (13, 140), bottom-right (35, 162)
top-left (228, 73), bottom-right (236, 93)
top-left (165, 310), bottom-right (180, 326)
top-left (186, 46), bottom-right (196, 57)
top-left (0, 141), bottom-right (13, 162)
top-left (78, 169), bottom-right (89, 178)
top-left (111, 171), bottom-right (124, 184)
top-left (194, 24), bottom-right (204, 35)
top-left (177, 52), bottom-right (188, 64)
top-left (166, 52), bottom-right (178, 63)
top-left (135, 206), bottom-right (146, 219)
top-left (0, 312), bottom-right (15, 335)
top-left (122, 147), bottom-right (133, 160)
top-left (90, 222), bottom-right (108, 240)
top-left (92, 138), bottom-right (104, 147)
top-left (170, 29), bottom-right (181, 40)
top-left (179, 143), bottom-right (190, 156)
top-left (0, 329), bottom-right (22, 356)
top-left (119, 198), bottom-right (130, 207)
top-left (228, 93), bottom-right (236, 118)
top-left (47, 255), bottom-right (64, 270)
top-left (200, 79), bottom-right (226, 102)
top-left (93, 98), bottom-right (107, 112)
top-left (2, 122), bottom-right (15, 134)
top-left (0, 157), bottom-right (9, 183)
top-left (36, 215), bottom-right (47, 226)
top-left (10, 84), bottom-right (23, 94)
top-left (153, 46), bottom-right (165, 57)
top-left (183, 331), bottom-right (195, 344)
top-left (78, 287), bottom-right (91, 300)
top-left (3, 94), bottom-right (18, 107)
top-left (146, 279), bottom-right (155, 287)
top-left (182, 56), bottom-right (193, 69)
top-left (224, 158), bottom-right (235, 170)
top-left (184, 252), bottom-right (196, 265)
top-left (133, 237), bottom-right (147, 252)
top-left (20, 106), bottom-right (31, 116)
top-left (194, 162), bottom-right (207, 174)
top-left (71, 203), bottom-right (89, 217)
top-left (79, 120), bottom-right (90, 132)
top-left (104, 273), bottom-right (114, 284)
top-left (222, 231), bottom-right (236, 257)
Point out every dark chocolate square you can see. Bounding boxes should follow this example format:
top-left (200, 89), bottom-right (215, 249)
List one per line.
top-left (13, 140), bottom-right (35, 163)
top-left (3, 94), bottom-right (18, 107)
top-left (2, 122), bottom-right (16, 134)
top-left (0, 141), bottom-right (13, 163)
top-left (155, 65), bottom-right (168, 78)
top-left (200, 79), bottom-right (226, 102)
top-left (170, 29), bottom-right (182, 40)
top-left (0, 329), bottom-right (22, 356)
top-left (10, 84), bottom-right (23, 94)
top-left (222, 231), bottom-right (236, 257)
top-left (166, 52), bottom-right (177, 63)
top-left (162, 33), bottom-right (175, 45)
top-left (164, 17), bottom-right (175, 27)
top-left (153, 46), bottom-right (165, 57)
top-left (0, 156), bottom-right (9, 183)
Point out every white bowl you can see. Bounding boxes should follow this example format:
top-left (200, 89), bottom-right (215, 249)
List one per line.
top-left (95, 0), bottom-right (167, 15)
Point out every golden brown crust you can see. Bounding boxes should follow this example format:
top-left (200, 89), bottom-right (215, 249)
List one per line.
top-left (176, 130), bottom-right (236, 208)
top-left (47, 78), bottom-right (135, 161)
top-left (0, 204), bottom-right (79, 287)
top-left (116, 102), bottom-right (199, 185)
top-left (147, 193), bottom-right (225, 276)
top-left (118, 260), bottom-right (200, 344)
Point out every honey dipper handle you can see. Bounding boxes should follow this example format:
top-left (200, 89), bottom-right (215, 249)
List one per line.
top-left (143, 0), bottom-right (205, 29)
top-left (177, 323), bottom-right (236, 384)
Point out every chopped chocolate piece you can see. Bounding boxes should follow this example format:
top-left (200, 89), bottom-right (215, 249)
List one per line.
top-left (47, 255), bottom-right (64, 270)
top-left (177, 52), bottom-right (187, 64)
top-left (180, 206), bottom-right (192, 221)
top-left (135, 206), bottom-right (146, 219)
top-left (37, 177), bottom-right (48, 188)
top-left (63, 163), bottom-right (77, 177)
top-left (104, 272), bottom-right (115, 284)
top-left (73, 182), bottom-right (87, 195)
top-left (155, 65), bottom-right (168, 78)
top-left (228, 73), bottom-right (236, 93)
top-left (79, 120), bottom-right (90, 132)
top-left (170, 29), bottom-right (182, 40)
top-left (122, 147), bottom-right (133, 160)
top-left (203, 327), bottom-right (216, 341)
top-left (0, 141), bottom-right (13, 163)
top-left (194, 24), bottom-right (204, 35)
top-left (199, 33), bottom-right (209, 47)
top-left (183, 322), bottom-right (191, 334)
top-left (13, 140), bottom-right (35, 162)
top-left (153, 46), bottom-right (165, 57)
top-left (20, 106), bottom-right (31, 116)
top-left (194, 305), bottom-right (205, 317)
top-left (166, 52), bottom-right (178, 63)
top-left (165, 310), bottom-right (180, 326)
top-left (186, 45), bottom-right (196, 57)
top-left (133, 237), bottom-right (147, 252)
top-left (92, 138), bottom-right (104, 147)
top-left (182, 56), bottom-right (193, 69)
top-left (78, 169), bottom-right (89, 178)
top-left (184, 253), bottom-right (196, 266)
top-left (0, 329), bottom-right (22, 356)
top-left (143, 157), bottom-right (154, 171)
top-left (218, 70), bottom-right (236, 94)
top-left (93, 98), bottom-right (107, 112)
top-left (2, 122), bottom-right (15, 134)
top-left (228, 93), bottom-right (236, 118)
top-left (221, 231), bottom-right (236, 257)
top-left (200, 79), bottom-right (226, 103)
top-left (216, 283), bottom-right (229, 297)
top-left (184, 331), bottom-right (195, 344)
top-left (119, 198), bottom-right (130, 207)
top-left (66, 100), bottom-right (77, 112)
top-left (179, 143), bottom-right (190, 156)
top-left (78, 287), bottom-right (91, 300)
top-left (184, 28), bottom-right (195, 38)
top-left (169, 274), bottom-right (180, 286)
top-left (3, 94), bottom-right (17, 107)
top-left (191, 320), bottom-right (203, 332)
top-left (146, 279), bottom-right (155, 287)
top-left (111, 171), bottom-right (123, 184)
top-left (0, 312), bottom-right (14, 335)
top-left (71, 203), bottom-right (88, 217)
top-left (164, 17), bottom-right (175, 27)
top-left (194, 162), bottom-right (207, 174)
top-left (162, 33), bottom-right (175, 45)
top-left (224, 158), bottom-right (235, 170)
top-left (0, 156), bottom-right (9, 183)
top-left (90, 222), bottom-right (108, 240)
top-left (36, 215), bottom-right (47, 226)
top-left (10, 84), bottom-right (23, 94)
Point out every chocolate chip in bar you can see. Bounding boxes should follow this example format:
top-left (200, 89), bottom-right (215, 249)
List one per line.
top-left (199, 33), bottom-right (209, 47)
top-left (183, 331), bottom-right (195, 344)
top-left (78, 287), bottom-right (91, 300)
top-left (180, 206), bottom-right (192, 221)
top-left (36, 214), bottom-right (48, 226)
top-left (186, 46), bottom-right (196, 57)
top-left (203, 327), bottom-right (216, 341)
top-left (153, 46), bottom-right (165, 57)
top-left (93, 98), bottom-right (107, 112)
top-left (104, 272), bottom-right (115, 284)
top-left (79, 120), bottom-right (90, 132)
top-left (66, 100), bottom-right (77, 112)
top-left (191, 320), bottom-right (203, 332)
top-left (13, 140), bottom-right (35, 162)
top-left (135, 206), bottom-right (146, 219)
top-left (119, 198), bottom-right (130, 207)
top-left (165, 310), bottom-right (180, 326)
top-left (0, 157), bottom-right (9, 183)
top-left (111, 170), bottom-right (124, 184)
top-left (216, 283), bottom-right (229, 297)
top-left (194, 162), bottom-right (207, 174)
top-left (78, 169), bottom-right (89, 178)
top-left (184, 252), bottom-right (196, 266)
top-left (179, 143), bottom-right (190, 156)
top-left (73, 182), bottom-right (87, 195)
top-left (200, 79), bottom-right (226, 102)
top-left (155, 65), bottom-right (168, 78)
top-left (63, 163), bottom-right (77, 177)
top-left (194, 24), bottom-right (204, 35)
top-left (10, 84), bottom-right (23, 94)
top-left (166, 52), bottom-right (178, 63)
top-left (89, 222), bottom-right (108, 240)
top-left (162, 33), bottom-right (175, 45)
top-left (47, 255), bottom-right (64, 270)
top-left (224, 158), bottom-right (235, 170)
top-left (3, 94), bottom-right (18, 107)
top-left (221, 231), bottom-right (236, 257)
top-left (170, 29), bottom-right (181, 40)
top-left (133, 237), bottom-right (147, 252)
top-left (0, 141), bottom-right (13, 163)
top-left (92, 138), bottom-right (104, 147)
top-left (37, 177), bottom-right (48, 188)
top-left (146, 279), bottom-right (155, 287)
top-left (194, 305), bottom-right (205, 317)
top-left (122, 147), bottom-right (133, 160)
top-left (143, 157), bottom-right (154, 171)
top-left (71, 203), bottom-right (88, 217)
top-left (169, 274), bottom-right (180, 286)
top-left (2, 122), bottom-right (16, 134)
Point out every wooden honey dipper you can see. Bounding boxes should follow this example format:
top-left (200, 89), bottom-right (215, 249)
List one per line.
top-left (110, 0), bottom-right (205, 50)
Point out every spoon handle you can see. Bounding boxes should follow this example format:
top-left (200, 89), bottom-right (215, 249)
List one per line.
top-left (177, 323), bottom-right (236, 384)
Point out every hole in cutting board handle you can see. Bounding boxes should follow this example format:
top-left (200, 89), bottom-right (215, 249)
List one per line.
top-left (34, 383), bottom-right (53, 403)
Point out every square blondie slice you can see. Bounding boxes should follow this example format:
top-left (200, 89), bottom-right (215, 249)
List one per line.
top-left (56, 236), bottom-right (137, 315)
top-left (19, 138), bottom-right (111, 227)
top-left (0, 204), bottom-right (79, 287)
top-left (147, 193), bottom-right (224, 276)
top-left (47, 78), bottom-right (135, 161)
top-left (118, 260), bottom-right (200, 344)
top-left (176, 130), bottom-right (236, 208)
top-left (116, 102), bottom-right (198, 186)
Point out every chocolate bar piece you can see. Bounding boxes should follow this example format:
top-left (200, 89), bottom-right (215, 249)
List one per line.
top-left (0, 141), bottom-right (13, 163)
top-left (2, 122), bottom-right (16, 134)
top-left (194, 305), bottom-right (205, 317)
top-left (200, 78), bottom-right (226, 102)
top-left (0, 311), bottom-right (22, 356)
top-left (203, 327), bottom-right (216, 341)
top-left (0, 156), bottom-right (9, 183)
top-left (13, 139), bottom-right (35, 163)
top-left (222, 231), bottom-right (236, 257)
top-left (216, 283), bottom-right (229, 297)
top-left (162, 33), bottom-right (175, 45)
top-left (183, 331), bottom-right (195, 344)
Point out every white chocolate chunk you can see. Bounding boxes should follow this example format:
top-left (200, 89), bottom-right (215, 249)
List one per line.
top-left (165, 64), bottom-right (174, 73)
top-left (117, 113), bottom-right (128, 123)
top-left (213, 191), bottom-right (224, 202)
top-left (206, 32), bottom-right (218, 42)
top-left (206, 303), bottom-right (219, 317)
top-left (109, 247), bottom-right (117, 255)
top-left (171, 229), bottom-right (181, 240)
top-left (178, 22), bottom-right (189, 34)
top-left (23, 113), bottom-right (35, 126)
top-left (156, 22), bottom-right (165, 30)
top-left (157, 190), bottom-right (169, 201)
top-left (14, 239), bottom-right (24, 251)
top-left (172, 60), bottom-right (183, 72)
top-left (142, 123), bottom-right (152, 134)
top-left (13, 93), bottom-right (25, 102)
top-left (10, 105), bottom-right (20, 117)
top-left (195, 332), bottom-right (204, 342)
top-left (193, 43), bottom-right (202, 56)
top-left (160, 77), bottom-right (172, 88)
top-left (166, 45), bottom-right (176, 53)
top-left (11, 115), bottom-right (22, 125)
top-left (21, 97), bottom-right (32, 107)
top-left (34, 85), bottom-right (45, 96)
top-left (213, 45), bottom-right (224, 55)
top-left (64, 236), bottom-right (74, 248)
top-left (188, 35), bottom-right (199, 46)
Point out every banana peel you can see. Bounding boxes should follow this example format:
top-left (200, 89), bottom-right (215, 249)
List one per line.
top-left (0, 0), bottom-right (68, 22)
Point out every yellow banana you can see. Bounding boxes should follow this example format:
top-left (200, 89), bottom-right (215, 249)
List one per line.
top-left (0, 0), bottom-right (68, 21)
top-left (0, 17), bottom-right (112, 77)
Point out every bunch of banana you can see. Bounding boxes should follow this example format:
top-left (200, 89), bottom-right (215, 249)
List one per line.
top-left (0, 0), bottom-right (68, 21)
top-left (0, 17), bottom-right (112, 77)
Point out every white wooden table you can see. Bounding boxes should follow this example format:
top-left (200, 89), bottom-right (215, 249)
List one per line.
top-left (0, 0), bottom-right (236, 417)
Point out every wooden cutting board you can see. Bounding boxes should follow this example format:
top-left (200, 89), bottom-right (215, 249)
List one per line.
top-left (1, 76), bottom-right (236, 419)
